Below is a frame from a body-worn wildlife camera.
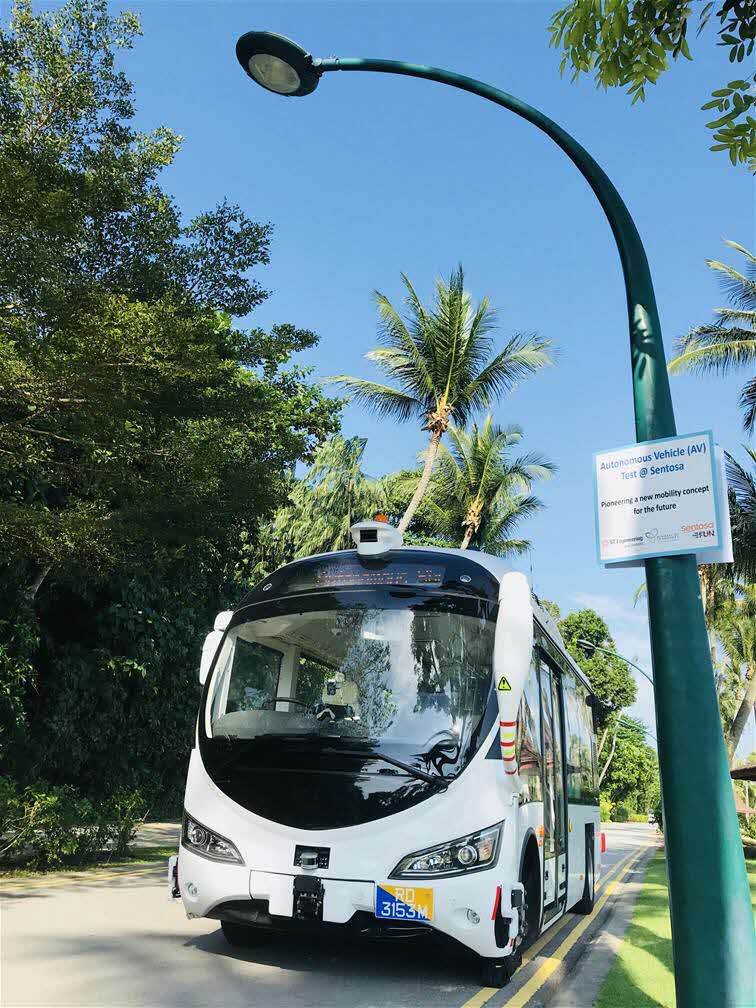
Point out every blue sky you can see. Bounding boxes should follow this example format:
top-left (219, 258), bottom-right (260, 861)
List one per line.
top-left (60, 3), bottom-right (756, 748)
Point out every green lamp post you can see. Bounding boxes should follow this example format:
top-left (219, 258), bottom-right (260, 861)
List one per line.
top-left (234, 31), bottom-right (756, 1006)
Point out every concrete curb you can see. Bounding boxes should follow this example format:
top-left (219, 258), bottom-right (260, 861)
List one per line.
top-left (536, 844), bottom-right (661, 1008)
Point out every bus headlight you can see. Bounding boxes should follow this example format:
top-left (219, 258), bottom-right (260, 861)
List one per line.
top-left (182, 813), bottom-right (244, 864)
top-left (390, 823), bottom-right (502, 879)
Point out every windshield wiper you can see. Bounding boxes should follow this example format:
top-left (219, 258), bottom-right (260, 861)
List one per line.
top-left (320, 747), bottom-right (450, 790)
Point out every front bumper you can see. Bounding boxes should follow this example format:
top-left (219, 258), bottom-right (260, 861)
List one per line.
top-left (176, 844), bottom-right (520, 958)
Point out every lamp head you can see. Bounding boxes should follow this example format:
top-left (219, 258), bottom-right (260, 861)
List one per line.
top-left (235, 31), bottom-right (321, 97)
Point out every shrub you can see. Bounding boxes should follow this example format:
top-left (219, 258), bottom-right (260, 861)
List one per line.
top-left (600, 795), bottom-right (613, 822)
top-left (0, 779), bottom-right (146, 869)
top-left (14, 784), bottom-right (110, 868)
top-left (629, 813), bottom-right (648, 823)
top-left (611, 804), bottom-right (630, 822)
top-left (104, 788), bottom-right (147, 857)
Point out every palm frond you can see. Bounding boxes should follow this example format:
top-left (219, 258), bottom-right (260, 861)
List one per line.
top-left (739, 376), bottom-right (756, 434)
top-left (373, 290), bottom-right (436, 396)
top-left (325, 376), bottom-right (421, 422)
top-left (668, 330), bottom-right (756, 376)
top-left (725, 448), bottom-right (756, 582)
top-left (714, 308), bottom-right (756, 324)
top-left (706, 254), bottom-right (756, 309)
top-left (458, 333), bottom-right (553, 421)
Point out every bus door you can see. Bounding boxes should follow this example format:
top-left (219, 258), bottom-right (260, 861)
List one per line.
top-left (539, 655), bottom-right (568, 923)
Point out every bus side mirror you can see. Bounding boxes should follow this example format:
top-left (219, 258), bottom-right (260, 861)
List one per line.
top-left (199, 629), bottom-right (223, 686)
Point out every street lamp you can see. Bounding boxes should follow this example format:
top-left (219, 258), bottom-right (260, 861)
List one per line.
top-left (234, 31), bottom-right (755, 1006)
top-left (576, 638), bottom-right (654, 687)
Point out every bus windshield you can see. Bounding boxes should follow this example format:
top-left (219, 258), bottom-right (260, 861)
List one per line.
top-left (205, 594), bottom-right (496, 769)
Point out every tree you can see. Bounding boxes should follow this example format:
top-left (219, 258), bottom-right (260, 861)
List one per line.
top-left (601, 716), bottom-right (659, 811)
top-left (329, 267), bottom-right (552, 532)
top-left (548, 2), bottom-right (755, 169)
top-left (0, 0), bottom-right (338, 801)
top-left (241, 435), bottom-right (388, 581)
top-left (669, 242), bottom-right (756, 434)
top-left (717, 585), bottom-right (756, 763)
top-left (416, 416), bottom-right (554, 551)
top-left (558, 608), bottom-right (638, 783)
top-left (726, 448), bottom-right (756, 582)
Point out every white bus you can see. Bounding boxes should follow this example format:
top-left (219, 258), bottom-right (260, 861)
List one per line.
top-left (170, 519), bottom-right (600, 986)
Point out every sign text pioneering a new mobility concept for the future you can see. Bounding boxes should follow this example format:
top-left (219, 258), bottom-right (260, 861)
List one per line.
top-left (594, 431), bottom-right (724, 565)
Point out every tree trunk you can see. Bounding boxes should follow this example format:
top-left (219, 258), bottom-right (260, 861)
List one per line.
top-left (726, 666), bottom-right (756, 766)
top-left (597, 724), bottom-right (610, 757)
top-left (25, 563), bottom-right (52, 601)
top-left (460, 526), bottom-right (473, 550)
top-left (599, 721), bottom-right (619, 786)
top-left (398, 429), bottom-right (442, 533)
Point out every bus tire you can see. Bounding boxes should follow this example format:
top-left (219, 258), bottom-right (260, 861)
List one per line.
top-left (479, 948), bottom-right (521, 987)
top-left (573, 840), bottom-right (595, 915)
top-left (220, 921), bottom-right (270, 947)
top-left (521, 844), bottom-right (542, 946)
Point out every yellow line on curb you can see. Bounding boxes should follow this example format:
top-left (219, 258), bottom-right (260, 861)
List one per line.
top-left (459, 845), bottom-right (654, 1008)
top-left (501, 847), bottom-right (649, 1008)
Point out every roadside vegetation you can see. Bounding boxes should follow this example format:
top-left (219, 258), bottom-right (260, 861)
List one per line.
top-left (596, 851), bottom-right (756, 1008)
top-left (0, 0), bottom-right (753, 876)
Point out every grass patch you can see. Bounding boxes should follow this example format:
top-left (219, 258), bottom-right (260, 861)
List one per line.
top-left (0, 845), bottom-right (176, 879)
top-left (597, 853), bottom-right (756, 1008)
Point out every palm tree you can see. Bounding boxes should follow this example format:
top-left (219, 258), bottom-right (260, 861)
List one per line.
top-left (285, 435), bottom-right (388, 555)
top-left (246, 436), bottom-right (387, 579)
top-left (718, 585), bottom-right (756, 764)
top-left (668, 241), bottom-right (756, 433)
top-left (726, 448), bottom-right (756, 583)
top-left (329, 267), bottom-right (552, 533)
top-left (419, 417), bottom-right (555, 552)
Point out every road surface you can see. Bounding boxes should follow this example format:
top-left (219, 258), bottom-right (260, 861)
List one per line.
top-left (1, 823), bottom-right (659, 1008)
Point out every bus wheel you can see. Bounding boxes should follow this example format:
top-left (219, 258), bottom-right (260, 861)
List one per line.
top-left (479, 949), bottom-right (521, 988)
top-left (573, 841), bottom-right (595, 915)
top-left (520, 848), bottom-right (541, 947)
top-left (221, 921), bottom-right (270, 947)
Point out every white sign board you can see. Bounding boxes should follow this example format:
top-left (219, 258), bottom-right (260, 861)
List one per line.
top-left (594, 431), bottom-right (725, 565)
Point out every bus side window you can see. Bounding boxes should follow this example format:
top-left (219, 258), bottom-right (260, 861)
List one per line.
top-left (517, 658), bottom-right (543, 803)
top-left (562, 672), bottom-right (585, 801)
top-left (577, 685), bottom-right (598, 800)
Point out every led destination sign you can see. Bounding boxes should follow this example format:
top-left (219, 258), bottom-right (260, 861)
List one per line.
top-left (309, 562), bottom-right (444, 589)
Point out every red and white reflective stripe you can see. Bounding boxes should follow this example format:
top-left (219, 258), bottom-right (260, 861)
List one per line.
top-left (499, 719), bottom-right (517, 774)
top-left (491, 885), bottom-right (502, 920)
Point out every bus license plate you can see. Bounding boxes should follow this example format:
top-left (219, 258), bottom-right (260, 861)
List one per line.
top-left (375, 884), bottom-right (433, 922)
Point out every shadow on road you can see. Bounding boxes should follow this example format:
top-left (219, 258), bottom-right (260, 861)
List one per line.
top-left (186, 924), bottom-right (478, 984)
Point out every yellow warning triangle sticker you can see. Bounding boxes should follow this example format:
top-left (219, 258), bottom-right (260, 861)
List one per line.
top-left (497, 675), bottom-right (512, 691)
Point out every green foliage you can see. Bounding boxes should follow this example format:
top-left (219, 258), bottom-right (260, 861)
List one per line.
top-left (416, 416), bottom-right (554, 552)
top-left (540, 598), bottom-right (562, 622)
top-left (649, 778), bottom-right (664, 830)
top-left (0, 0), bottom-right (338, 812)
top-left (0, 776), bottom-right (146, 868)
top-left (611, 804), bottom-right (630, 823)
top-left (600, 794), bottom-right (614, 822)
top-left (726, 448), bottom-right (756, 583)
top-left (559, 608), bottom-right (638, 731)
top-left (669, 242), bottom-right (756, 435)
top-left (602, 717), bottom-right (659, 810)
top-left (549, 1), bottom-right (756, 169)
top-left (240, 436), bottom-right (388, 583)
top-left (328, 266), bottom-right (552, 530)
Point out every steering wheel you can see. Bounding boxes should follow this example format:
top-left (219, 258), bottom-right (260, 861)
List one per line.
top-left (261, 696), bottom-right (310, 710)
